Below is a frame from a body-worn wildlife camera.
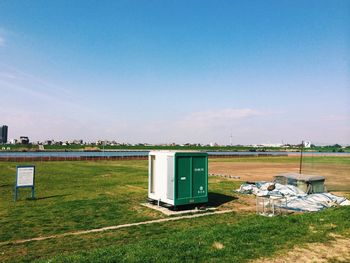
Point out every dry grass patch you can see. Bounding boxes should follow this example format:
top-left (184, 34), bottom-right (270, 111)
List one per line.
top-left (253, 235), bottom-right (350, 263)
top-left (212, 241), bottom-right (224, 250)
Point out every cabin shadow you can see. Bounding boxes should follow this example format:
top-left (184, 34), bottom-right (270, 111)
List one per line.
top-left (169, 192), bottom-right (236, 211)
top-left (207, 192), bottom-right (237, 207)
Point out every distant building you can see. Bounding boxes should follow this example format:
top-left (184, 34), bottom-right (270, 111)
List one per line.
top-left (303, 141), bottom-right (311, 148)
top-left (19, 136), bottom-right (30, 144)
top-left (253, 143), bottom-right (283, 147)
top-left (0, 125), bottom-right (8, 144)
top-left (44, 140), bottom-right (54, 145)
top-left (10, 139), bottom-right (18, 144)
top-left (72, 139), bottom-right (83, 145)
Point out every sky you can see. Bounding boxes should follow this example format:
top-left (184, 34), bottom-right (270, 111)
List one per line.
top-left (0, 0), bottom-right (349, 145)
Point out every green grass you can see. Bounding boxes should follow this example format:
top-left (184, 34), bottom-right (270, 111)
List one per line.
top-left (0, 158), bottom-right (349, 262)
top-left (0, 161), bottom-right (165, 243)
top-left (0, 160), bottom-right (239, 243)
top-left (42, 207), bottom-right (350, 263)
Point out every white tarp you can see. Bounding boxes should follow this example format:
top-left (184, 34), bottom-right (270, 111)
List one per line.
top-left (236, 182), bottom-right (350, 212)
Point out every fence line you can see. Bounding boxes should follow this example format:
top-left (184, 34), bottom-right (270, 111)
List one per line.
top-left (0, 153), bottom-right (288, 162)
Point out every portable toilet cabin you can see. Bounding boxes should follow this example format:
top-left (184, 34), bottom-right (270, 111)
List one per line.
top-left (148, 151), bottom-right (208, 207)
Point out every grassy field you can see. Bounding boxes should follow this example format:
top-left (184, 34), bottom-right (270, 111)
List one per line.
top-left (0, 157), bottom-right (349, 262)
top-left (0, 161), bottom-right (166, 243)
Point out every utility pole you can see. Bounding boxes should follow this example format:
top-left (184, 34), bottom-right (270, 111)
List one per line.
top-left (299, 140), bottom-right (304, 174)
top-left (103, 140), bottom-right (106, 159)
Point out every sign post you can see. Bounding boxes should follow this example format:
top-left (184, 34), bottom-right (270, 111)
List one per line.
top-left (15, 165), bottom-right (35, 201)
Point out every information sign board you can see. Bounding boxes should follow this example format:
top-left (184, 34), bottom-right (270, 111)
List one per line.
top-left (17, 167), bottom-right (35, 186)
top-left (15, 165), bottom-right (35, 201)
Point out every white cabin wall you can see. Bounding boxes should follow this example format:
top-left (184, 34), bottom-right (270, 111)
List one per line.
top-left (148, 151), bottom-right (176, 205)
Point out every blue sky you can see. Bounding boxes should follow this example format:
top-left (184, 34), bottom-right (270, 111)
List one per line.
top-left (0, 0), bottom-right (349, 145)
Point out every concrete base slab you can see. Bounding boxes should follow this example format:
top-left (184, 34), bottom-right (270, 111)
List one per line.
top-left (141, 203), bottom-right (216, 216)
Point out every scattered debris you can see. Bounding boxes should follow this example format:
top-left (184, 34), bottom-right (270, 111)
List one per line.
top-left (210, 173), bottom-right (241, 179)
top-left (236, 182), bottom-right (350, 212)
top-left (267, 183), bottom-right (276, 191)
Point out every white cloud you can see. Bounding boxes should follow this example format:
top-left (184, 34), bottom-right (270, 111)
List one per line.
top-left (122, 108), bottom-right (274, 144)
top-left (0, 64), bottom-right (73, 96)
top-left (322, 114), bottom-right (349, 122)
top-left (0, 65), bottom-right (103, 142)
top-left (0, 72), bottom-right (16, 79)
top-left (178, 108), bottom-right (266, 129)
top-left (0, 64), bottom-right (92, 114)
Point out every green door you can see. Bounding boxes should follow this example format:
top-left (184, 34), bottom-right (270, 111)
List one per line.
top-left (176, 156), bottom-right (191, 199)
top-left (174, 152), bottom-right (208, 206)
top-left (192, 157), bottom-right (207, 197)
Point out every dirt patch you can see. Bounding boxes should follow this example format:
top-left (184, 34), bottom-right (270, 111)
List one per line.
top-left (209, 158), bottom-right (350, 213)
top-left (219, 194), bottom-right (257, 213)
top-left (209, 161), bottom-right (350, 192)
top-left (209, 162), bottom-right (298, 182)
top-left (302, 164), bottom-right (350, 191)
top-left (84, 147), bottom-right (100, 151)
top-left (252, 236), bottom-right (350, 263)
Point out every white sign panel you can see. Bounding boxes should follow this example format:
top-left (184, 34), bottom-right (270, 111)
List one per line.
top-left (303, 141), bottom-right (311, 148)
top-left (17, 167), bottom-right (34, 186)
